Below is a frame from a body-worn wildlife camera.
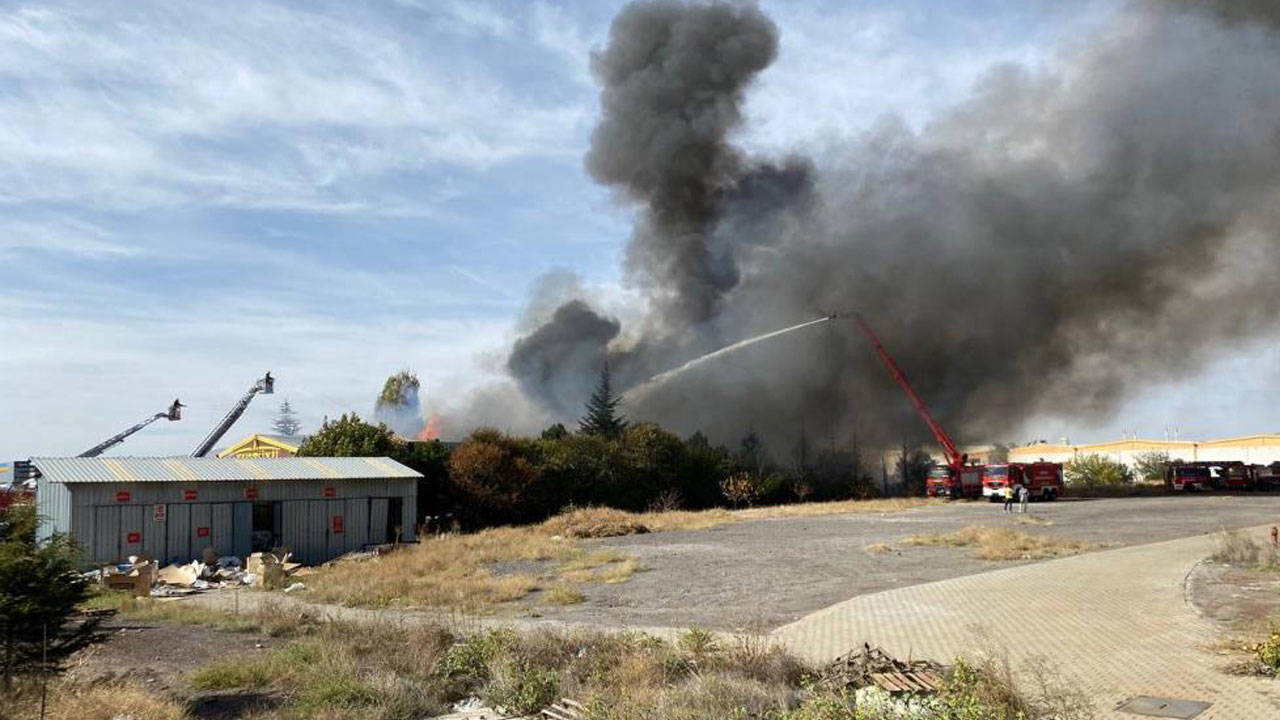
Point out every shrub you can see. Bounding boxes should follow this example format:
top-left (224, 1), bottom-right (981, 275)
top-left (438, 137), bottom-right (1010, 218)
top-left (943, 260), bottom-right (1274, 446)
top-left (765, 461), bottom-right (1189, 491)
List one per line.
top-left (1212, 528), bottom-right (1261, 566)
top-left (483, 659), bottom-right (560, 714)
top-left (1064, 454), bottom-right (1133, 488)
top-left (1251, 626), bottom-right (1280, 676)
top-left (721, 472), bottom-right (761, 508)
top-left (1132, 451), bottom-right (1171, 482)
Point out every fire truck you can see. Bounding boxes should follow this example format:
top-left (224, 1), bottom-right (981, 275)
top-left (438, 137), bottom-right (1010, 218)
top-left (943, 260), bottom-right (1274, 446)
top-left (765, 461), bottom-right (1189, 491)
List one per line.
top-left (851, 314), bottom-right (984, 499)
top-left (1164, 463), bottom-right (1214, 491)
top-left (1254, 463), bottom-right (1280, 491)
top-left (982, 462), bottom-right (1064, 501)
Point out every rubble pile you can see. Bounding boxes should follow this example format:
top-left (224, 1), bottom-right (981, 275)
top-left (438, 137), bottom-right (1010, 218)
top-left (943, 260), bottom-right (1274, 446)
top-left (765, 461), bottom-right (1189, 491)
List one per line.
top-left (819, 643), bottom-right (947, 695)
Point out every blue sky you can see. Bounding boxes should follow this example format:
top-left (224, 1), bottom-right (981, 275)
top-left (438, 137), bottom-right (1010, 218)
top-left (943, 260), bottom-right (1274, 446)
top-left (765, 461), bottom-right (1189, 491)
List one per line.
top-left (6, 0), bottom-right (1278, 459)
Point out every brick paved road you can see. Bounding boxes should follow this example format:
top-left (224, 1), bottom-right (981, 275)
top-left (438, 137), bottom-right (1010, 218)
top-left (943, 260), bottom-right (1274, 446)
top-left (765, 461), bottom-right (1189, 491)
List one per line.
top-left (772, 525), bottom-right (1280, 718)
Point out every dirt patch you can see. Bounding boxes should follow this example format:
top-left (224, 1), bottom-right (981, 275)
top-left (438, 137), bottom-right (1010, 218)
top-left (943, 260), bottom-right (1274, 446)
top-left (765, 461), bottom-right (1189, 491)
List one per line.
top-left (1186, 560), bottom-right (1280, 630)
top-left (66, 618), bottom-right (284, 718)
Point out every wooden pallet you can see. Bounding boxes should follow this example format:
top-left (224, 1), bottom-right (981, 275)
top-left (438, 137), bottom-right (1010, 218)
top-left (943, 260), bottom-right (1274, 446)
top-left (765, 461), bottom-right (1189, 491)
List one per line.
top-left (871, 670), bottom-right (945, 694)
top-left (540, 698), bottom-right (586, 720)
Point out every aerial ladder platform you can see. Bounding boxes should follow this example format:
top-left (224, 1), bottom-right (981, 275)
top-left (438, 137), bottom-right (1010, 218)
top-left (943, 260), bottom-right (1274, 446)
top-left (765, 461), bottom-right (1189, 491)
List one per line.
top-left (190, 372), bottom-right (274, 457)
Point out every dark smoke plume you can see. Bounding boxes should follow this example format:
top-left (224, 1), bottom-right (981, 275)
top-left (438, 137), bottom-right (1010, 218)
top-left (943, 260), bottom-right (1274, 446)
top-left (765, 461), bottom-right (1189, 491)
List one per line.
top-left (508, 300), bottom-right (620, 419)
top-left (500, 0), bottom-right (1280, 448)
top-left (584, 0), bottom-right (811, 325)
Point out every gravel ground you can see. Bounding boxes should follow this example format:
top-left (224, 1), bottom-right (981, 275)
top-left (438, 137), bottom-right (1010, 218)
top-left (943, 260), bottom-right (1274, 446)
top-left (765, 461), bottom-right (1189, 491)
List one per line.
top-left (520, 494), bottom-right (1280, 631)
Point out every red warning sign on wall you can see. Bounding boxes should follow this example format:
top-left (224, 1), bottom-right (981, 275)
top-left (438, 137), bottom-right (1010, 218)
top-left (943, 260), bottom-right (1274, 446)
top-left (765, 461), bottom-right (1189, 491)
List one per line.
top-left (322, 487), bottom-right (336, 498)
top-left (126, 532), bottom-right (141, 544)
top-left (244, 487), bottom-right (259, 500)
top-left (153, 504), bottom-right (167, 522)
top-left (183, 489), bottom-right (198, 501)
top-left (332, 515), bottom-right (344, 534)
top-left (196, 526), bottom-right (210, 538)
top-left (115, 491), bottom-right (131, 503)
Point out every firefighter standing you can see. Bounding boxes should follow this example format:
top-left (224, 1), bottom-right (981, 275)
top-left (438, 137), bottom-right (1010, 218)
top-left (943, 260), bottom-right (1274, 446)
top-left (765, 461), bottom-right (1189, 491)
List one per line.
top-left (1003, 483), bottom-right (1014, 513)
top-left (1019, 484), bottom-right (1030, 513)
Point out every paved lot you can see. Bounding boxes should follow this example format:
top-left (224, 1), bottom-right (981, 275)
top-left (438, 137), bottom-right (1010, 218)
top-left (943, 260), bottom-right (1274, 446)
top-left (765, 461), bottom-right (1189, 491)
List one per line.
top-left (773, 526), bottom-right (1280, 718)
top-left (530, 495), bottom-right (1280, 630)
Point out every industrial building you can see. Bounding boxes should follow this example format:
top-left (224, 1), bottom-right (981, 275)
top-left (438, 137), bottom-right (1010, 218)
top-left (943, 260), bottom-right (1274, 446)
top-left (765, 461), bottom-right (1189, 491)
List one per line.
top-left (33, 456), bottom-right (420, 566)
top-left (1008, 435), bottom-right (1280, 469)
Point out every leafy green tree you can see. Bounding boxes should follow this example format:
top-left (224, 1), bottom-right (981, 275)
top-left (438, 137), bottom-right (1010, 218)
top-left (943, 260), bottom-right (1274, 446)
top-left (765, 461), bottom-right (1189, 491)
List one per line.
top-left (1133, 450), bottom-right (1171, 482)
top-left (540, 423), bottom-right (568, 441)
top-left (298, 414), bottom-right (452, 526)
top-left (1064, 454), bottom-right (1134, 488)
top-left (297, 413), bottom-right (397, 457)
top-left (0, 506), bottom-right (103, 689)
top-left (376, 370), bottom-right (420, 412)
top-left (375, 370), bottom-right (423, 437)
top-left (272, 399), bottom-right (302, 437)
top-left (578, 364), bottom-right (627, 438)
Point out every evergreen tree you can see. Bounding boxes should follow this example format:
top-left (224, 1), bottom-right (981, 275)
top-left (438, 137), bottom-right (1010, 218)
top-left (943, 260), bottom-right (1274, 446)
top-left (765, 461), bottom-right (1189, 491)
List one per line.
top-left (0, 506), bottom-right (104, 689)
top-left (578, 364), bottom-right (627, 438)
top-left (272, 399), bottom-right (302, 437)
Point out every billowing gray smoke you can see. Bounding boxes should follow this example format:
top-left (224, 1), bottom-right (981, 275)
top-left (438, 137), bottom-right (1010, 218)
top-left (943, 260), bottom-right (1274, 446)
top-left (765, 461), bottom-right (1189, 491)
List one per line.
top-left (503, 0), bottom-right (1280, 448)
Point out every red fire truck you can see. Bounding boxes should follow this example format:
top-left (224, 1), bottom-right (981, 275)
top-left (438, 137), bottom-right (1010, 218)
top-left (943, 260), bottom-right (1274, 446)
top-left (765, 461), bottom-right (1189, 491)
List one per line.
top-left (982, 462), bottom-right (1064, 501)
top-left (852, 314), bottom-right (984, 500)
top-left (1165, 463), bottom-right (1213, 491)
top-left (927, 464), bottom-right (984, 499)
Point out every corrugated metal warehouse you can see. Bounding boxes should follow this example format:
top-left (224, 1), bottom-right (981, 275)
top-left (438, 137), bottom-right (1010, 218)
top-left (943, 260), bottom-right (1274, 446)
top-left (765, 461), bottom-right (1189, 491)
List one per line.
top-left (33, 456), bottom-right (420, 566)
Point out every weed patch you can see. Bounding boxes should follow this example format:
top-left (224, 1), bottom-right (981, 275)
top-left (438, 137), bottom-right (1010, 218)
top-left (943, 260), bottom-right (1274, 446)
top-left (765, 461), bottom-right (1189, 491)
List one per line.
top-left (903, 526), bottom-right (1095, 561)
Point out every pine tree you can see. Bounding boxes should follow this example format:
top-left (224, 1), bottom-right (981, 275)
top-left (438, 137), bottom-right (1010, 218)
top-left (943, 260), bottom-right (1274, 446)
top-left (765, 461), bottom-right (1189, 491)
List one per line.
top-left (578, 363), bottom-right (627, 438)
top-left (1, 506), bottom-right (104, 689)
top-left (272, 399), bottom-right (302, 437)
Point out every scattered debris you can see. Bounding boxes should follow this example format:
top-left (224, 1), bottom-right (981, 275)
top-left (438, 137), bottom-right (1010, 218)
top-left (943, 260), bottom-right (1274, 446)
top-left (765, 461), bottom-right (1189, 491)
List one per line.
top-left (103, 560), bottom-right (157, 597)
top-left (283, 582), bottom-right (306, 594)
top-left (819, 643), bottom-right (948, 695)
top-left (94, 548), bottom-right (312, 598)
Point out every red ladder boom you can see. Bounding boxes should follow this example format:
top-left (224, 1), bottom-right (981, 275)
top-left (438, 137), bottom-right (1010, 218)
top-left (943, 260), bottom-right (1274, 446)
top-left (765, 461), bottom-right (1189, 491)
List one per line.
top-left (852, 313), bottom-right (963, 470)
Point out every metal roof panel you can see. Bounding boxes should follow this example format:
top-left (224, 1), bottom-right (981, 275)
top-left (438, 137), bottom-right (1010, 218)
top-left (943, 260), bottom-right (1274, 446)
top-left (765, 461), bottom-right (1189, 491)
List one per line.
top-left (29, 456), bottom-right (422, 484)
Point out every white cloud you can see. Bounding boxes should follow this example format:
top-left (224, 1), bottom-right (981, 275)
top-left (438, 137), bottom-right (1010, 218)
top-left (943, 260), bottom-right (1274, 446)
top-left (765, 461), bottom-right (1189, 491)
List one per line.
top-left (0, 2), bottom-right (589, 213)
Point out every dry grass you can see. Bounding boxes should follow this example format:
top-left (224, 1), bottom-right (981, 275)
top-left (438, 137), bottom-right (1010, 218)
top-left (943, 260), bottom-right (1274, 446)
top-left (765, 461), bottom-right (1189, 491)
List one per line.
top-left (1213, 528), bottom-right (1264, 566)
top-left (864, 542), bottom-right (894, 554)
top-left (543, 498), bottom-right (930, 539)
top-left (598, 558), bottom-right (646, 584)
top-left (310, 498), bottom-right (925, 610)
top-left (903, 525), bottom-right (1096, 561)
top-left (542, 583), bottom-right (586, 605)
top-left (4, 682), bottom-right (189, 720)
top-left (1015, 514), bottom-right (1054, 526)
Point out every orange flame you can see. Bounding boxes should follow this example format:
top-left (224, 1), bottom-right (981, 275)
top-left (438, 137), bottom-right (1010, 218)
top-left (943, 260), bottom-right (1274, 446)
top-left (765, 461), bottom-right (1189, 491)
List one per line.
top-left (417, 414), bottom-right (442, 441)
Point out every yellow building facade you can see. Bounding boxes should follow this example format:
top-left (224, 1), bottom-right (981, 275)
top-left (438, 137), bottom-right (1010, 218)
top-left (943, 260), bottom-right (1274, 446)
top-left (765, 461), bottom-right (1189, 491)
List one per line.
top-left (1009, 435), bottom-right (1280, 468)
top-left (216, 434), bottom-right (303, 459)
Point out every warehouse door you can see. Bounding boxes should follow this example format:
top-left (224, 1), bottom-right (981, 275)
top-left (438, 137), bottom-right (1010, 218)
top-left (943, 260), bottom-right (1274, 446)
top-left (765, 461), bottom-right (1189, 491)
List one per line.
top-left (370, 498), bottom-right (388, 547)
top-left (210, 503), bottom-right (234, 557)
top-left (92, 506), bottom-right (119, 564)
top-left (166, 503), bottom-right (191, 564)
top-left (306, 500), bottom-right (328, 565)
top-left (190, 503), bottom-right (212, 559)
top-left (344, 498), bottom-right (368, 552)
top-left (143, 503), bottom-right (166, 562)
top-left (386, 497), bottom-right (403, 543)
top-left (120, 505), bottom-right (144, 561)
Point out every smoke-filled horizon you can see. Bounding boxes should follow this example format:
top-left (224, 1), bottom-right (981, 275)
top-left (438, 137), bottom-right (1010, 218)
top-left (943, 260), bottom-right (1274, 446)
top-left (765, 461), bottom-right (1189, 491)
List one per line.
top-left (456, 0), bottom-right (1280, 450)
